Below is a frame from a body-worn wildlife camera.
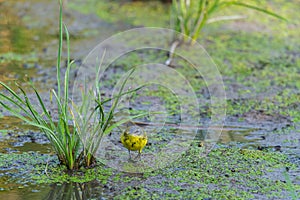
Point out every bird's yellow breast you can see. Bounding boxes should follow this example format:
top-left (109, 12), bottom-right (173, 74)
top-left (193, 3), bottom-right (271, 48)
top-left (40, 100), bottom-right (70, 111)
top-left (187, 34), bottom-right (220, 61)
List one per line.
top-left (120, 131), bottom-right (147, 153)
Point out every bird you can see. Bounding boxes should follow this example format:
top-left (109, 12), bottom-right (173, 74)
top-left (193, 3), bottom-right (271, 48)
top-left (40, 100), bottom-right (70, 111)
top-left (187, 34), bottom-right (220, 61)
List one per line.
top-left (120, 128), bottom-right (147, 161)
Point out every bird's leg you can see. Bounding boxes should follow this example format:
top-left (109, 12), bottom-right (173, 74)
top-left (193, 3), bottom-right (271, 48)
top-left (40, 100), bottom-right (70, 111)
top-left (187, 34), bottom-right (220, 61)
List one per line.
top-left (128, 150), bottom-right (137, 162)
top-left (135, 151), bottom-right (142, 160)
top-left (128, 150), bottom-right (132, 160)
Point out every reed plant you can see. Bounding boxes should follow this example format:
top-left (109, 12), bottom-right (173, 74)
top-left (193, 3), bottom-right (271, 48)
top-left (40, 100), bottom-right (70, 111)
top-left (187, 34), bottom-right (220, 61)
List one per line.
top-left (171, 0), bottom-right (287, 44)
top-left (0, 1), bottom-right (144, 170)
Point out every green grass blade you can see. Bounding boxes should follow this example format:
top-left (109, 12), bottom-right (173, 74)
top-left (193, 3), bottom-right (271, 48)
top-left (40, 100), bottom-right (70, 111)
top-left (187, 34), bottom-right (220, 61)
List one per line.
top-left (191, 0), bottom-right (207, 41)
top-left (63, 24), bottom-right (73, 116)
top-left (207, 0), bottom-right (221, 15)
top-left (93, 49), bottom-right (107, 127)
top-left (100, 85), bottom-right (145, 105)
top-left (98, 103), bottom-right (105, 125)
top-left (51, 89), bottom-right (64, 116)
top-left (102, 68), bottom-right (136, 131)
top-left (103, 112), bottom-right (150, 135)
top-left (51, 89), bottom-right (68, 144)
top-left (0, 101), bottom-right (33, 124)
top-left (95, 49), bottom-right (106, 101)
top-left (56, 0), bottom-right (63, 99)
top-left (230, 2), bottom-right (287, 21)
top-left (0, 93), bottom-right (31, 117)
top-left (0, 81), bottom-right (26, 104)
top-left (32, 87), bottom-right (55, 124)
top-left (88, 124), bottom-right (103, 155)
top-left (17, 85), bottom-right (43, 125)
top-left (0, 83), bottom-right (65, 159)
top-left (0, 101), bottom-right (52, 133)
top-left (207, 15), bottom-right (247, 24)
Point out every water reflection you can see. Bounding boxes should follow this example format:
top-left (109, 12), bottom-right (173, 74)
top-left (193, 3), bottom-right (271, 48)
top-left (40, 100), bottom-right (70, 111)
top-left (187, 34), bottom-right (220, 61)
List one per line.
top-left (45, 181), bottom-right (104, 200)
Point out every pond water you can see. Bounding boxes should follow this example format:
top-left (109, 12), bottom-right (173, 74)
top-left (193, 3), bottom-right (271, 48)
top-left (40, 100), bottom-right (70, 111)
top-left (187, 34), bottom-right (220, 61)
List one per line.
top-left (0, 115), bottom-right (299, 199)
top-left (0, 0), bottom-right (299, 199)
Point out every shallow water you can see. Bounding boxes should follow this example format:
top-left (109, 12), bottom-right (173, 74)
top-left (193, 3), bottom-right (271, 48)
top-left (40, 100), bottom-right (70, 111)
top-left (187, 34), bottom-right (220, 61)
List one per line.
top-left (0, 0), bottom-right (299, 199)
top-left (0, 114), bottom-right (299, 199)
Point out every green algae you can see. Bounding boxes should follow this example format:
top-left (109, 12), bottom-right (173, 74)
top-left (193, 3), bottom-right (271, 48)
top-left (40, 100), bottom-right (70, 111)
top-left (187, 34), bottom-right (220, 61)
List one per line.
top-left (0, 152), bottom-right (112, 188)
top-left (33, 165), bottom-right (113, 185)
top-left (0, 144), bottom-right (298, 199)
top-left (0, 52), bottom-right (38, 64)
top-left (115, 145), bottom-right (298, 199)
top-left (68, 0), bottom-right (170, 28)
top-left (0, 0), bottom-right (300, 199)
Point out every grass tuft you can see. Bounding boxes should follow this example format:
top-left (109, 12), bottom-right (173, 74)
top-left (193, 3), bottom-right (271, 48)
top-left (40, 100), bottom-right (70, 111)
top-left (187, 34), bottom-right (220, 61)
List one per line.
top-left (171, 0), bottom-right (287, 44)
top-left (0, 0), bottom-right (145, 170)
